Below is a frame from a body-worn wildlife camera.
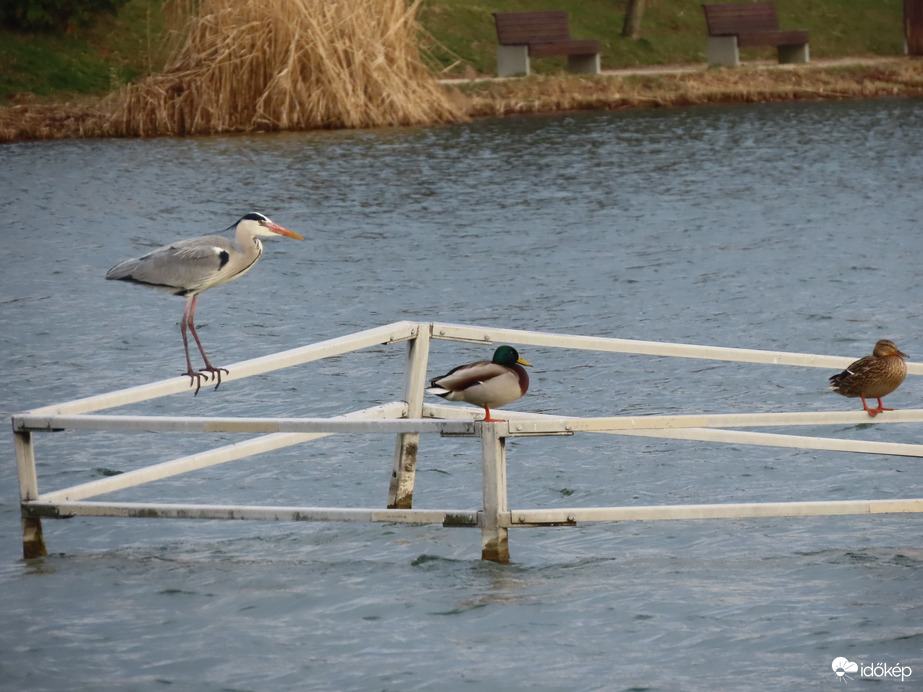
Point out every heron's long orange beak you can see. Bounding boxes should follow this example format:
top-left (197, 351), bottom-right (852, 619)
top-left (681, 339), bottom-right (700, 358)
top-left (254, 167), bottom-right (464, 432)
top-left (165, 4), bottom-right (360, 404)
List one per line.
top-left (268, 222), bottom-right (304, 240)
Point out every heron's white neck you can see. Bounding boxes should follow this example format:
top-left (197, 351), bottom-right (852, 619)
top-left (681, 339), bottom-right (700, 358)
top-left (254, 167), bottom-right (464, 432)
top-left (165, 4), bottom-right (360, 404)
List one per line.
top-left (234, 222), bottom-right (265, 271)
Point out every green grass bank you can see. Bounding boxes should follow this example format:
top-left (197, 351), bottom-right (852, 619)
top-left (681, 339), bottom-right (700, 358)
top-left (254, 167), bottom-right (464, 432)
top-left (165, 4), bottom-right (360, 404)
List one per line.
top-left (420, 0), bottom-right (906, 77)
top-left (1, 0), bottom-right (909, 101)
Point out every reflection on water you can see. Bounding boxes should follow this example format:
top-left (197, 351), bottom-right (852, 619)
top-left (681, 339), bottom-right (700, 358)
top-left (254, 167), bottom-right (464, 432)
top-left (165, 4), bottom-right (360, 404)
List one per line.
top-left (1, 97), bottom-right (922, 691)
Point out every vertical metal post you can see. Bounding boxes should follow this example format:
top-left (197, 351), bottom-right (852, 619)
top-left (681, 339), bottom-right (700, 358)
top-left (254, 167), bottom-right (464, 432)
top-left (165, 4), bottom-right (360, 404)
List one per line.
top-left (388, 324), bottom-right (431, 509)
top-left (480, 422), bottom-right (510, 563)
top-left (14, 431), bottom-right (47, 559)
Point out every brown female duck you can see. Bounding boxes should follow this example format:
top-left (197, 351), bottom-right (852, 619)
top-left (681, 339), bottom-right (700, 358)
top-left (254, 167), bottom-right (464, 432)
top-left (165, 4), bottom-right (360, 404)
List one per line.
top-left (828, 339), bottom-right (908, 417)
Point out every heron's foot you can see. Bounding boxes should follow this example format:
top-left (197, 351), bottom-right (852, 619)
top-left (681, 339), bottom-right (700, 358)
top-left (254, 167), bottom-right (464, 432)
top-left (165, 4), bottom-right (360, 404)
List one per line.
top-left (185, 370), bottom-right (211, 396)
top-left (200, 366), bottom-right (230, 391)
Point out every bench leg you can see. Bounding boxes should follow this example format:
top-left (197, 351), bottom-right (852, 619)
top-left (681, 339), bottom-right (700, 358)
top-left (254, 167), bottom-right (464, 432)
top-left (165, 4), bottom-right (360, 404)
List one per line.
top-left (567, 53), bottom-right (601, 75)
top-left (497, 45), bottom-right (530, 77)
top-left (707, 35), bottom-right (739, 67)
top-left (778, 43), bottom-right (809, 64)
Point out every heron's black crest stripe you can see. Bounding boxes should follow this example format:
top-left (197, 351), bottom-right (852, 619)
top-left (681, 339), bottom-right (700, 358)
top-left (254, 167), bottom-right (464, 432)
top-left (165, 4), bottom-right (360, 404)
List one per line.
top-left (224, 212), bottom-right (268, 233)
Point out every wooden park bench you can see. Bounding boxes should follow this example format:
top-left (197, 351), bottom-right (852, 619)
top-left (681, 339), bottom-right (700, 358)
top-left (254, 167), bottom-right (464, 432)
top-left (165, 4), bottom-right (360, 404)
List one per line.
top-left (702, 2), bottom-right (809, 67)
top-left (493, 11), bottom-right (601, 77)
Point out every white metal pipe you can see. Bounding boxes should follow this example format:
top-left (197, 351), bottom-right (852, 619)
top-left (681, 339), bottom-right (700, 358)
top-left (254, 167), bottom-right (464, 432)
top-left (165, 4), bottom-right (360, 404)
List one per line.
top-left (39, 403), bottom-right (407, 503)
top-left (423, 403), bottom-right (923, 456)
top-left (24, 500), bottom-right (478, 525)
top-left (24, 497), bottom-right (923, 526)
top-left (14, 413), bottom-right (477, 435)
top-left (18, 320), bottom-right (922, 421)
top-left (14, 321), bottom-right (923, 563)
top-left (507, 409), bottom-right (923, 431)
top-left (389, 326), bottom-right (433, 509)
top-left (429, 322), bottom-right (923, 374)
top-left (612, 427), bottom-right (923, 458)
top-left (423, 403), bottom-right (923, 432)
top-left (14, 431), bottom-right (39, 502)
top-left (21, 321), bottom-right (420, 417)
top-left (480, 422), bottom-right (510, 563)
top-left (14, 430), bottom-right (47, 559)
top-left (506, 498), bottom-right (923, 524)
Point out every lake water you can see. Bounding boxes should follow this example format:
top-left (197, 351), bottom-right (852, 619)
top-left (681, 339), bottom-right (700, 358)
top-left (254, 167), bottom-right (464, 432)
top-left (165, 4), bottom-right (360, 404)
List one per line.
top-left (2, 97), bottom-right (922, 691)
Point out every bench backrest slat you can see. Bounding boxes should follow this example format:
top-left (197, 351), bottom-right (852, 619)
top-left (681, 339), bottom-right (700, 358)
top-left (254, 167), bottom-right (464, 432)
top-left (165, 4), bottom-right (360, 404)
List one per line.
top-left (494, 11), bottom-right (572, 45)
top-left (702, 2), bottom-right (780, 36)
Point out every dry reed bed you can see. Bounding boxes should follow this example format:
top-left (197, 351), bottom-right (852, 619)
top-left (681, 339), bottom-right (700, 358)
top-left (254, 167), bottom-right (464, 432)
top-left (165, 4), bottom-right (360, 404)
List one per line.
top-left (2, 58), bottom-right (922, 143)
top-left (107, 0), bottom-right (464, 136)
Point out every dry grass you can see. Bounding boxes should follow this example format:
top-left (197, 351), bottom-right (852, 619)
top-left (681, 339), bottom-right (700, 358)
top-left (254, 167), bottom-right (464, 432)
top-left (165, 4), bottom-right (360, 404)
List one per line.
top-left (0, 97), bottom-right (108, 141)
top-left (447, 59), bottom-right (923, 117)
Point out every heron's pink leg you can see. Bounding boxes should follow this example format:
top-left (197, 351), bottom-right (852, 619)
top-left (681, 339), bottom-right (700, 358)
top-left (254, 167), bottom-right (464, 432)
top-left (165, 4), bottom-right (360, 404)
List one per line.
top-left (185, 295), bottom-right (229, 391)
top-left (180, 297), bottom-right (209, 395)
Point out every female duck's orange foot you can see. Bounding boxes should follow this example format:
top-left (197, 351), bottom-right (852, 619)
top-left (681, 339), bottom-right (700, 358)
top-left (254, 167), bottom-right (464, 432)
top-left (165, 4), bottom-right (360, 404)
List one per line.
top-left (860, 397), bottom-right (881, 417)
top-left (859, 396), bottom-right (896, 416)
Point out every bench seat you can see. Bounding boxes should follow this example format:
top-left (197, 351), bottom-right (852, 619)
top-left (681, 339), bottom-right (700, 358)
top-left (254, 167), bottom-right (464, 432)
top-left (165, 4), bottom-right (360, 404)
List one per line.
top-left (702, 3), bottom-right (809, 67)
top-left (493, 11), bottom-right (601, 77)
top-left (734, 29), bottom-right (810, 48)
top-left (528, 40), bottom-right (601, 58)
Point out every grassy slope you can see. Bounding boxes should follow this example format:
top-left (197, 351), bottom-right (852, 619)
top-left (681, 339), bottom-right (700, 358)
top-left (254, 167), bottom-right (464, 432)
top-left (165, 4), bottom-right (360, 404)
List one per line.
top-left (1, 0), bottom-right (170, 99)
top-left (0, 0), bottom-right (909, 100)
top-left (420, 0), bottom-right (906, 76)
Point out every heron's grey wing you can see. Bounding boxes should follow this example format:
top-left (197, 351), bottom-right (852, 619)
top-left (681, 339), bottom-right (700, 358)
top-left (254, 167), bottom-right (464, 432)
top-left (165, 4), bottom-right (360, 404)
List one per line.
top-left (107, 235), bottom-right (236, 295)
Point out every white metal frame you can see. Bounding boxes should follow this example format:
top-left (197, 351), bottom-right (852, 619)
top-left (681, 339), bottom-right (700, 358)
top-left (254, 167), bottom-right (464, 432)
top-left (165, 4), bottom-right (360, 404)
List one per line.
top-left (12, 321), bottom-right (923, 562)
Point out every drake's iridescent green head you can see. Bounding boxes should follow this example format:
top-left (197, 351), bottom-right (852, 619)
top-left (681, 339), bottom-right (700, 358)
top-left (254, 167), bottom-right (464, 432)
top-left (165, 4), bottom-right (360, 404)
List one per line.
top-left (492, 345), bottom-right (532, 367)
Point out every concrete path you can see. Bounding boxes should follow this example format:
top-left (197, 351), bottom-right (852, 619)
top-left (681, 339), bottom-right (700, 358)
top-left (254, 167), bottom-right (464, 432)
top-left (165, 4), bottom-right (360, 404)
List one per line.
top-left (440, 55), bottom-right (906, 84)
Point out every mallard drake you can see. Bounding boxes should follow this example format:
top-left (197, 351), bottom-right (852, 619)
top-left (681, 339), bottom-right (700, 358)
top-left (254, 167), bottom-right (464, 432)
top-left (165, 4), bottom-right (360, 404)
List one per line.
top-left (427, 345), bottom-right (532, 422)
top-left (828, 339), bottom-right (908, 417)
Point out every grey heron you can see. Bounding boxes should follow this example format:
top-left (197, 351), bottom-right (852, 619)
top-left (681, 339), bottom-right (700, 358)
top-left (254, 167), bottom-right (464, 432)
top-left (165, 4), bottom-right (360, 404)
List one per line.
top-left (106, 212), bottom-right (304, 394)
